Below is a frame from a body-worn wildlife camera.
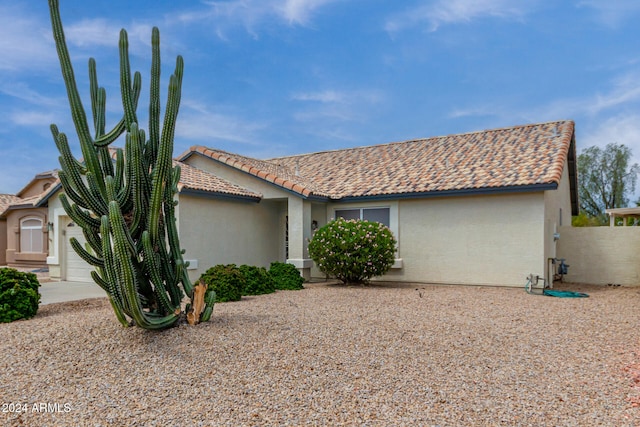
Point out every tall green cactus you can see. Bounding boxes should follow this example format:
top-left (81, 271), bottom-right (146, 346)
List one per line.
top-left (48, 0), bottom-right (214, 329)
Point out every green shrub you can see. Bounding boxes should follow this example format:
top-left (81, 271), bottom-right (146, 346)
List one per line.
top-left (198, 264), bottom-right (244, 303)
top-left (308, 218), bottom-right (397, 284)
top-left (239, 265), bottom-right (276, 296)
top-left (0, 268), bottom-right (41, 323)
top-left (269, 262), bottom-right (304, 290)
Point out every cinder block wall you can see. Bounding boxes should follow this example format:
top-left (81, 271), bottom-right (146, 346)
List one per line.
top-left (557, 226), bottom-right (640, 286)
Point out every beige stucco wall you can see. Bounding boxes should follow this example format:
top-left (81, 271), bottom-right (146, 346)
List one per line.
top-left (381, 192), bottom-right (546, 286)
top-left (178, 195), bottom-right (284, 282)
top-left (183, 154), bottom-right (317, 277)
top-left (557, 226), bottom-right (640, 286)
top-left (543, 159), bottom-right (573, 280)
top-left (0, 219), bottom-right (7, 265)
top-left (5, 207), bottom-right (49, 268)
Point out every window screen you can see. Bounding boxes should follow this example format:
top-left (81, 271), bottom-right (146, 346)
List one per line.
top-left (335, 207), bottom-right (390, 227)
top-left (363, 208), bottom-right (390, 227)
top-left (335, 209), bottom-right (360, 221)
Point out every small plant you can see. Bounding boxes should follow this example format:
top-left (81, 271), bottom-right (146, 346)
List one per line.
top-left (0, 268), bottom-right (41, 323)
top-left (308, 218), bottom-right (397, 284)
top-left (239, 265), bottom-right (276, 296)
top-left (199, 265), bottom-right (244, 303)
top-left (269, 262), bottom-right (305, 290)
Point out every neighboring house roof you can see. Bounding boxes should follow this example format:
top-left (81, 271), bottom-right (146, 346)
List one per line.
top-left (0, 171), bottom-right (62, 218)
top-left (0, 194), bottom-right (22, 217)
top-left (179, 120), bottom-right (577, 206)
top-left (15, 170), bottom-right (59, 198)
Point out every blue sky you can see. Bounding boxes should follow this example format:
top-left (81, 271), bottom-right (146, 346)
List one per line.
top-left (1, 0), bottom-right (640, 195)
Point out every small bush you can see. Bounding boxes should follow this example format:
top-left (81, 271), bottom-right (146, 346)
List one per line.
top-left (269, 262), bottom-right (304, 290)
top-left (239, 265), bottom-right (276, 296)
top-left (198, 264), bottom-right (244, 303)
top-left (308, 218), bottom-right (397, 284)
top-left (0, 268), bottom-right (41, 323)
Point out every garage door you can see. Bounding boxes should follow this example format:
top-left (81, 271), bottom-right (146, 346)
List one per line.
top-left (64, 221), bottom-right (94, 282)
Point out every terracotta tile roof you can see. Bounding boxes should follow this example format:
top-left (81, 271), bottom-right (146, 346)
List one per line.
top-left (0, 194), bottom-right (21, 216)
top-left (175, 160), bottom-right (261, 199)
top-left (182, 147), bottom-right (332, 198)
top-left (180, 120), bottom-right (575, 200)
top-left (270, 120), bottom-right (575, 199)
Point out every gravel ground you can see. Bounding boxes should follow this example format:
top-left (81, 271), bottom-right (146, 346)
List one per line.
top-left (1, 282), bottom-right (639, 426)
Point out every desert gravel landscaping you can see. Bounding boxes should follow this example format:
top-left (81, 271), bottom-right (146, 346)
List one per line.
top-left (1, 282), bottom-right (640, 426)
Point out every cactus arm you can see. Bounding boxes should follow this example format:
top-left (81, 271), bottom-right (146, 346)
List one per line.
top-left (142, 231), bottom-right (177, 314)
top-left (69, 238), bottom-right (103, 268)
top-left (89, 58), bottom-right (102, 137)
top-left (55, 133), bottom-right (107, 215)
top-left (90, 270), bottom-right (109, 292)
top-left (128, 125), bottom-right (149, 237)
top-left (119, 30), bottom-right (137, 132)
top-left (148, 27), bottom-right (161, 165)
top-left (107, 295), bottom-right (130, 327)
top-left (100, 215), bottom-right (128, 313)
top-left (109, 201), bottom-right (178, 329)
top-left (59, 194), bottom-right (101, 232)
top-left (48, 0), bottom-right (104, 194)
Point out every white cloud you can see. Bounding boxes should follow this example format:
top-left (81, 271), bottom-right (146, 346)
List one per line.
top-left (576, 0), bottom-right (640, 27)
top-left (65, 18), bottom-right (155, 58)
top-left (176, 100), bottom-right (266, 145)
top-left (278, 0), bottom-right (341, 25)
top-left (179, 0), bottom-right (341, 38)
top-left (291, 90), bottom-right (346, 103)
top-left (0, 82), bottom-right (62, 107)
top-left (386, 0), bottom-right (534, 33)
top-left (0, 4), bottom-right (56, 71)
top-left (448, 71), bottom-right (640, 126)
top-left (9, 110), bottom-right (60, 128)
top-left (290, 88), bottom-right (383, 124)
top-left (580, 114), bottom-right (640, 152)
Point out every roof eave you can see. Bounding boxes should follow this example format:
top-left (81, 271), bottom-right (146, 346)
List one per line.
top-left (179, 188), bottom-right (262, 203)
top-left (333, 183), bottom-right (559, 203)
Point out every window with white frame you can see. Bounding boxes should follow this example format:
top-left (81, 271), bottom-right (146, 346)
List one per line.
top-left (20, 217), bottom-right (43, 253)
top-left (335, 207), bottom-right (390, 227)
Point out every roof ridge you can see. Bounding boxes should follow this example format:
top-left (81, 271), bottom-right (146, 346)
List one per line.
top-left (269, 120), bottom-right (574, 160)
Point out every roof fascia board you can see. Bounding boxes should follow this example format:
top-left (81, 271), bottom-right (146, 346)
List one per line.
top-left (179, 188), bottom-right (262, 203)
top-left (567, 132), bottom-right (579, 216)
top-left (334, 183), bottom-right (559, 203)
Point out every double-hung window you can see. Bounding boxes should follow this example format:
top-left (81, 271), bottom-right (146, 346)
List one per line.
top-left (20, 217), bottom-right (43, 253)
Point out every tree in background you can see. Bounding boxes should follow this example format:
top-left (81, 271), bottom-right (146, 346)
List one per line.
top-left (577, 143), bottom-right (640, 225)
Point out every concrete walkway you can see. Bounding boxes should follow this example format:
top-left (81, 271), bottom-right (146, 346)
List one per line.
top-left (39, 280), bottom-right (106, 305)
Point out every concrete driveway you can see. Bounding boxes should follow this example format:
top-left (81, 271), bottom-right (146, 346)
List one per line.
top-left (39, 280), bottom-right (106, 305)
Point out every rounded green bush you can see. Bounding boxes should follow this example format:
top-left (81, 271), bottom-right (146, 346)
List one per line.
top-left (269, 262), bottom-right (304, 290)
top-left (308, 218), bottom-right (397, 284)
top-left (198, 264), bottom-right (244, 303)
top-left (0, 268), bottom-right (41, 323)
top-left (239, 265), bottom-right (276, 296)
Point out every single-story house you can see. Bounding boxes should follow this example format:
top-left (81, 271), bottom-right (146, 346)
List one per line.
top-left (47, 119), bottom-right (578, 287)
top-left (0, 170), bottom-right (59, 269)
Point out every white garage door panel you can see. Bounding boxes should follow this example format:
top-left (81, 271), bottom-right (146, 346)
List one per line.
top-left (65, 222), bottom-right (94, 282)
